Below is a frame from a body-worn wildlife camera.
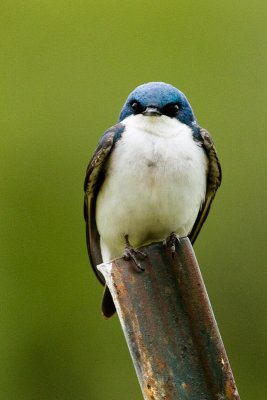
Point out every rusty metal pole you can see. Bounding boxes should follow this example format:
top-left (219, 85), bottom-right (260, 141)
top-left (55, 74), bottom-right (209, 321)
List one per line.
top-left (98, 237), bottom-right (240, 400)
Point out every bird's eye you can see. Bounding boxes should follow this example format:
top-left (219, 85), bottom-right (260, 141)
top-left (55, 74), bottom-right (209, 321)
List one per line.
top-left (173, 104), bottom-right (179, 113)
top-left (131, 101), bottom-right (141, 114)
top-left (162, 103), bottom-right (180, 118)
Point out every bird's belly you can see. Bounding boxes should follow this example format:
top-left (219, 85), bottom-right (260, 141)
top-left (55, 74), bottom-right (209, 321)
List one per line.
top-left (96, 126), bottom-right (207, 260)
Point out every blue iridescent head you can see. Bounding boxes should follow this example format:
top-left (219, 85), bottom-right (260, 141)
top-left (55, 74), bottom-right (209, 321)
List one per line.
top-left (119, 82), bottom-right (197, 127)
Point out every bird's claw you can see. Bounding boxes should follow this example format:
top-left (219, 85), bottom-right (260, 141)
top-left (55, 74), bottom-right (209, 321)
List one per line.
top-left (123, 248), bottom-right (146, 271)
top-left (163, 232), bottom-right (180, 258)
top-left (123, 235), bottom-right (147, 271)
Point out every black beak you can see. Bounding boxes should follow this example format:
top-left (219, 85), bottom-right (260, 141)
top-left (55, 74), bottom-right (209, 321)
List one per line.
top-left (142, 106), bottom-right (162, 117)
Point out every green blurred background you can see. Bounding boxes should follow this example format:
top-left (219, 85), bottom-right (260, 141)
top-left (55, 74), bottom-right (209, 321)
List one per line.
top-left (1, 1), bottom-right (266, 399)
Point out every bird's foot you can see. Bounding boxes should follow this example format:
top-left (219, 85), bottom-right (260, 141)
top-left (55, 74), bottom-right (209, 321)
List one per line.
top-left (163, 232), bottom-right (180, 258)
top-left (123, 234), bottom-right (147, 271)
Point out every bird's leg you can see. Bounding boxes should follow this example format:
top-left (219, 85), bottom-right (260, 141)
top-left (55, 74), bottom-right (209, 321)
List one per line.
top-left (123, 234), bottom-right (147, 271)
top-left (163, 232), bottom-right (180, 258)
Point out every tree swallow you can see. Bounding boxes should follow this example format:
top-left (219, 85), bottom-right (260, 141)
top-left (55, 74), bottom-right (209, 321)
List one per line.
top-left (84, 82), bottom-right (222, 317)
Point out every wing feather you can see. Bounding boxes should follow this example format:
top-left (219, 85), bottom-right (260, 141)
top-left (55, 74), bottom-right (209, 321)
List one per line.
top-left (189, 127), bottom-right (222, 244)
top-left (84, 123), bottom-right (125, 284)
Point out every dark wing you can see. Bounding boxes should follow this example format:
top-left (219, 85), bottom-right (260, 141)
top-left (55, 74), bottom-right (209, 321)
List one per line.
top-left (84, 123), bottom-right (125, 285)
top-left (189, 127), bottom-right (222, 244)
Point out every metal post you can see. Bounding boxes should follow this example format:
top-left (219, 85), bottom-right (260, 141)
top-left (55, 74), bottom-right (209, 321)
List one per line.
top-left (98, 237), bottom-right (240, 400)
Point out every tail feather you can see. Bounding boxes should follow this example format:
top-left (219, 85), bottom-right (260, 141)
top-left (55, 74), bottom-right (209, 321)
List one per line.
top-left (102, 286), bottom-right (116, 318)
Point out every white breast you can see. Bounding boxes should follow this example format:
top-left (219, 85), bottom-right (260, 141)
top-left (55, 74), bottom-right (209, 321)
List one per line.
top-left (96, 114), bottom-right (208, 262)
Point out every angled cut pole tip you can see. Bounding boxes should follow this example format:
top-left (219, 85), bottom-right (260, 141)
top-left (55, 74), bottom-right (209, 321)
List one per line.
top-left (98, 237), bottom-right (240, 400)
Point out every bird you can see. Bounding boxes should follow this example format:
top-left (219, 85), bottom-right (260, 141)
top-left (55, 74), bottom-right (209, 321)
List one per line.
top-left (84, 82), bottom-right (221, 318)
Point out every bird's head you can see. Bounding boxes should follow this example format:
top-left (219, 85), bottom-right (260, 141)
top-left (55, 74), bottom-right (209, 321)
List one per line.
top-left (119, 82), bottom-right (197, 128)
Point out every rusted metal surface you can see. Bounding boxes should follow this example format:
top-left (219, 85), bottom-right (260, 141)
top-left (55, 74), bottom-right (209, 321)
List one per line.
top-left (98, 237), bottom-right (240, 400)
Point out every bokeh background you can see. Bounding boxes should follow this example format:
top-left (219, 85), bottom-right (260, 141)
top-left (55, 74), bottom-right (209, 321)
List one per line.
top-left (1, 1), bottom-right (266, 399)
